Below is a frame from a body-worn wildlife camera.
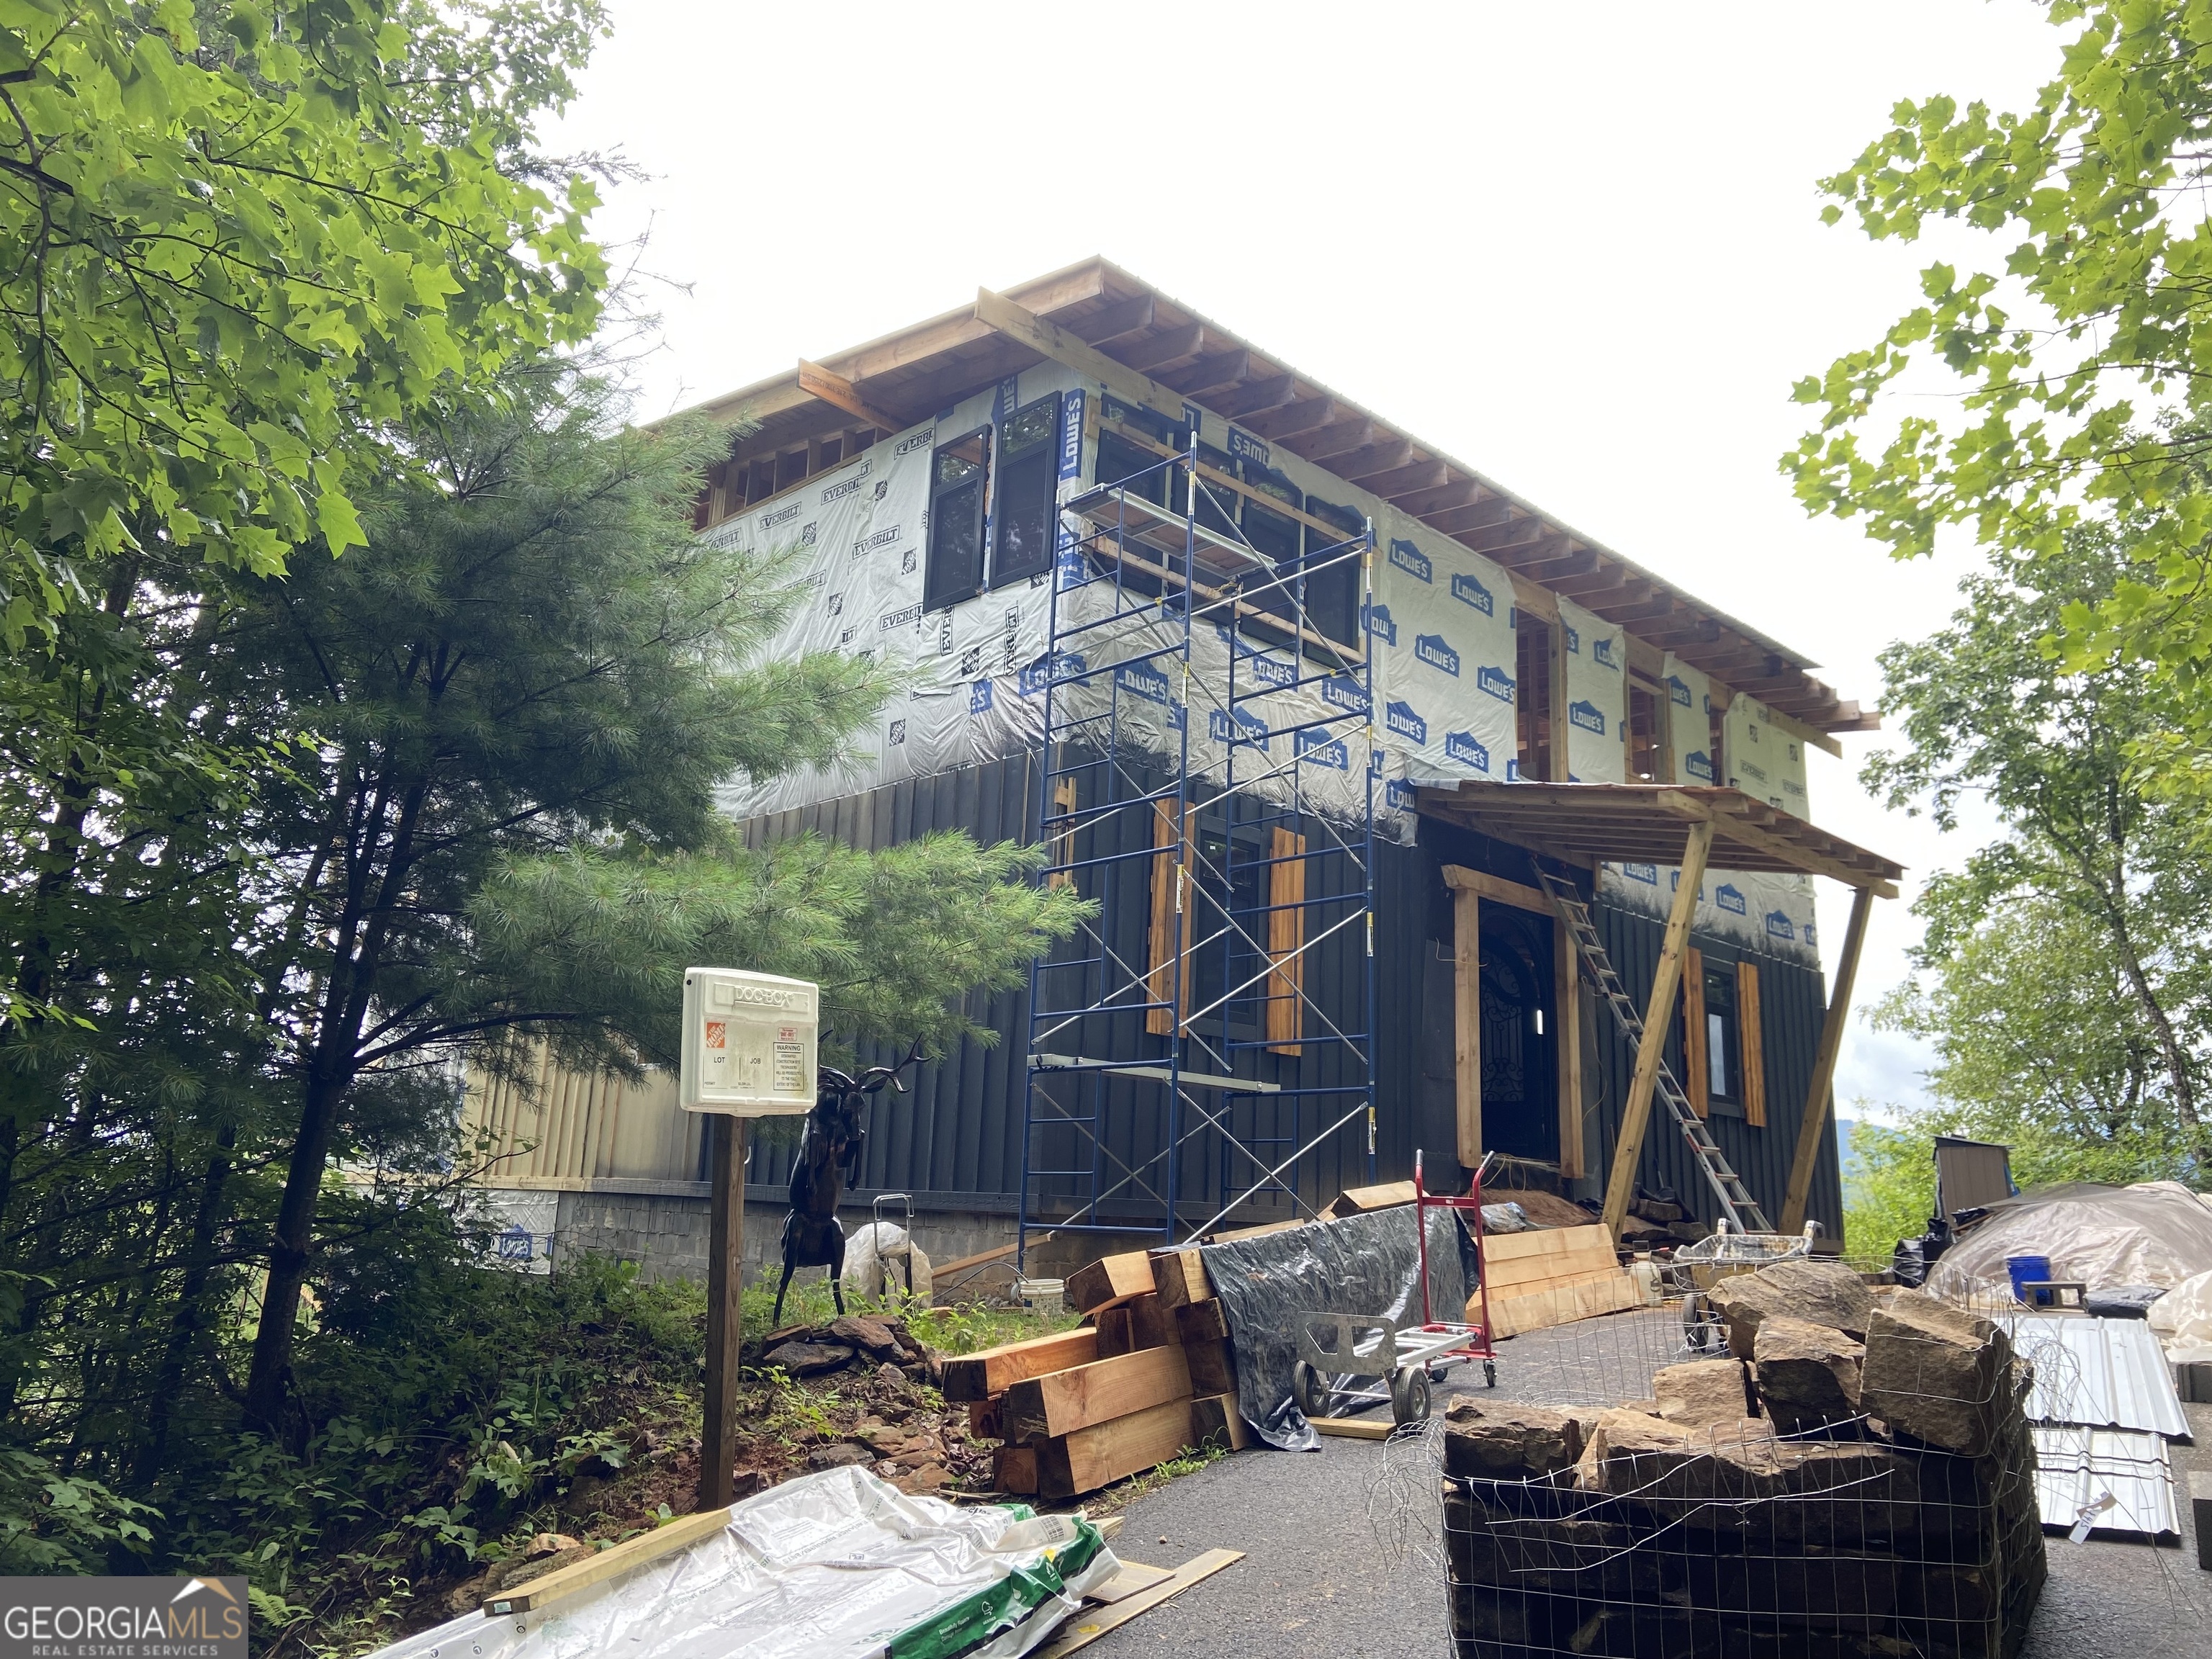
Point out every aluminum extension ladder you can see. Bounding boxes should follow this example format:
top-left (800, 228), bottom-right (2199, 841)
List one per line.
top-left (1532, 866), bottom-right (1772, 1233)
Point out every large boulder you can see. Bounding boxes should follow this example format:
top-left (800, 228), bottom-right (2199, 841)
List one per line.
top-left (1652, 1357), bottom-right (1753, 1428)
top-left (765, 1340), bottom-right (856, 1377)
top-left (1443, 1398), bottom-right (1587, 1480)
top-left (1859, 1294), bottom-right (2015, 1457)
top-left (1753, 1316), bottom-right (1866, 1432)
top-left (1706, 1260), bottom-right (1876, 1357)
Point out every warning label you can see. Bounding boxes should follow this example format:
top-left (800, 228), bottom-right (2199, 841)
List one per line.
top-left (773, 1034), bottom-right (804, 1092)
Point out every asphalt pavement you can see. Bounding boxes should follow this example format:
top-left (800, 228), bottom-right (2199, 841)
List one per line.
top-left (1084, 1314), bottom-right (2212, 1659)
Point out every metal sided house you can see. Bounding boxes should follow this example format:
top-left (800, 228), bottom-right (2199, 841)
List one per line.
top-left (461, 259), bottom-right (1899, 1280)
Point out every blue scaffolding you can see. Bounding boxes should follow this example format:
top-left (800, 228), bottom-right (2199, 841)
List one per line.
top-left (1018, 429), bottom-right (1379, 1264)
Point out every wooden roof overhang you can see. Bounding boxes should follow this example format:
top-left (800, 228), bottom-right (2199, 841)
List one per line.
top-left (1415, 782), bottom-right (1902, 898)
top-left (681, 257), bottom-right (1876, 737)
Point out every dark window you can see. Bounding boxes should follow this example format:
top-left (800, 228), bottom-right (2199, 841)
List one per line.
top-left (1628, 680), bottom-right (1661, 781)
top-left (1303, 498), bottom-right (1363, 647)
top-left (1179, 443), bottom-right (1240, 540)
top-left (817, 436), bottom-right (843, 470)
top-left (1190, 818), bottom-right (1265, 1039)
top-left (1709, 703), bottom-right (1727, 789)
top-left (1703, 961), bottom-right (1740, 1106)
top-left (991, 395), bottom-right (1060, 588)
top-left (1240, 464), bottom-right (1303, 624)
top-left (775, 449), bottom-right (807, 492)
top-left (1516, 616), bottom-right (1555, 781)
top-left (1095, 429), bottom-right (1164, 503)
top-left (924, 427), bottom-right (991, 611)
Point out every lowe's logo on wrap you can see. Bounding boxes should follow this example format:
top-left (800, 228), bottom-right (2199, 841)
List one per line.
top-left (1622, 863), bottom-right (1659, 886)
top-left (1506, 757), bottom-right (1520, 781)
top-left (1444, 731), bottom-right (1491, 772)
top-left (1211, 626), bottom-right (1295, 688)
top-left (1565, 625), bottom-right (1581, 655)
top-left (1363, 602), bottom-right (1398, 647)
top-left (1385, 778), bottom-right (1419, 812)
top-left (894, 429), bottom-right (935, 457)
top-left (1477, 665), bottom-right (1516, 703)
top-left (1321, 674), bottom-right (1369, 714)
top-left (1593, 637), bottom-right (1618, 670)
top-left (1058, 391), bottom-right (1084, 480)
top-left (1683, 750), bottom-right (1715, 783)
top-left (1227, 428), bottom-right (1269, 469)
top-left (1716, 884), bottom-right (1747, 916)
top-left (1208, 707), bottom-right (1270, 752)
top-left (1804, 921), bottom-right (1819, 948)
top-left (1450, 572), bottom-right (1495, 616)
top-left (1018, 652), bottom-right (1085, 696)
top-left (1385, 699), bottom-right (1428, 744)
top-left (1667, 675), bottom-right (1693, 709)
top-left (969, 680), bottom-right (994, 714)
top-left (1388, 539), bottom-right (1431, 583)
top-left (1765, 910), bottom-right (1797, 943)
top-left (1568, 699), bottom-right (1606, 736)
top-left (1296, 729), bottom-right (1349, 771)
top-left (1413, 634), bottom-right (1460, 676)
top-left (1117, 662), bottom-right (1172, 706)
top-left (759, 500), bottom-right (802, 531)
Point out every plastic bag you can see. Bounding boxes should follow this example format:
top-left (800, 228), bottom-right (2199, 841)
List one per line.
top-left (842, 1221), bottom-right (933, 1305)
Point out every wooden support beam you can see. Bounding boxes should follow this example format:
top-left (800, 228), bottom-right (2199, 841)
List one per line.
top-left (1213, 372), bottom-right (1297, 419)
top-left (1652, 790), bottom-right (1897, 898)
top-left (1071, 293), bottom-right (1156, 344)
top-left (1241, 394), bottom-right (1336, 439)
top-left (1163, 348), bottom-right (1250, 398)
top-left (1443, 863), bottom-right (1551, 916)
top-left (1115, 321), bottom-right (1205, 371)
top-left (1003, 1345), bottom-right (1195, 1444)
top-left (1453, 884), bottom-right (1482, 1169)
top-left (698, 1115), bottom-right (744, 1511)
top-left (484, 1506), bottom-right (736, 1614)
top-left (1781, 885), bottom-right (1874, 1234)
top-left (1461, 518), bottom-right (1555, 558)
top-left (1290, 418), bottom-right (1379, 460)
top-left (1556, 912), bottom-right (1586, 1180)
top-left (1038, 1398), bottom-right (1204, 1501)
top-left (1331, 438), bottom-right (1416, 481)
top-left (1426, 497), bottom-right (1519, 536)
top-left (1600, 818), bottom-right (1714, 1236)
top-left (1399, 478), bottom-right (1488, 516)
top-left (1364, 459), bottom-right (1452, 498)
top-left (974, 288), bottom-right (1188, 428)
top-left (1523, 547), bottom-right (1603, 583)
top-left (941, 1326), bottom-right (1102, 1401)
top-left (796, 360), bottom-right (908, 436)
top-left (1067, 1249), bottom-right (1158, 1312)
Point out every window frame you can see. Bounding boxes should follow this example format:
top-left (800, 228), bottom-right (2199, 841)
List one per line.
top-left (922, 425), bottom-right (993, 611)
top-left (988, 394), bottom-right (1061, 590)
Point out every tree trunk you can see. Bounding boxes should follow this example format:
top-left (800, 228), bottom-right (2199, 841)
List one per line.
top-left (240, 1065), bottom-right (348, 1434)
top-left (135, 1127), bottom-right (236, 1490)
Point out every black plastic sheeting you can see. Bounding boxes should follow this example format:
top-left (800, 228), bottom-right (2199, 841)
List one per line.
top-left (1197, 1205), bottom-right (1472, 1451)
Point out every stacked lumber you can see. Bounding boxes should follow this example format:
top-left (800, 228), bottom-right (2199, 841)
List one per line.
top-left (1466, 1222), bottom-right (1640, 1337)
top-left (948, 1248), bottom-right (1249, 1501)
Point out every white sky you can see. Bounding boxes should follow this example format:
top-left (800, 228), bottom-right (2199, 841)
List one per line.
top-left (547, 1), bottom-right (2064, 1118)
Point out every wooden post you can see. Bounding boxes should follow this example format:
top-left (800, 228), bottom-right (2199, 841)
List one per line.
top-left (1555, 914), bottom-right (1584, 1179)
top-left (699, 1112), bottom-right (746, 1511)
top-left (1453, 885), bottom-right (1482, 1169)
top-left (1600, 819), bottom-right (1714, 1236)
top-left (1781, 885), bottom-right (1874, 1235)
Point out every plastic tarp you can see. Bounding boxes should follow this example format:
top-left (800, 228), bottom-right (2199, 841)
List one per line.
top-left (2148, 1267), bottom-right (2212, 1352)
top-left (367, 1468), bottom-right (1118, 1659)
top-left (1197, 1204), bottom-right (1469, 1452)
top-left (1927, 1181), bottom-right (2212, 1300)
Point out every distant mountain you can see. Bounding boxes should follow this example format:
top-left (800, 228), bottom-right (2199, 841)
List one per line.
top-left (1835, 1118), bottom-right (1863, 1187)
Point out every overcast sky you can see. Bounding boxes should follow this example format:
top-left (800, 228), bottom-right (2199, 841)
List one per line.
top-left (547, 2), bottom-right (2064, 1118)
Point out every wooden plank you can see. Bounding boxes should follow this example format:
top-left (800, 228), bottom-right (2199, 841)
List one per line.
top-left (1480, 1222), bottom-right (1614, 1264)
top-left (1035, 1549), bottom-right (1244, 1657)
top-left (1483, 1249), bottom-right (1622, 1292)
top-left (1004, 1344), bottom-right (1194, 1444)
top-left (1480, 1269), bottom-right (1642, 1337)
top-left (1683, 944), bottom-right (1708, 1118)
top-left (995, 1444), bottom-right (1039, 1496)
top-left (975, 287), bottom-right (1190, 428)
top-left (1601, 817), bottom-right (1714, 1236)
top-left (483, 1506), bottom-right (735, 1613)
top-left (1265, 827), bottom-right (1306, 1053)
top-left (934, 1240), bottom-right (1019, 1278)
top-left (1127, 1291), bottom-right (1178, 1351)
top-left (1189, 1393), bottom-right (1251, 1452)
top-left (1203, 1217), bottom-right (1303, 1244)
top-left (1555, 912), bottom-right (1586, 1179)
top-left (1310, 1418), bottom-right (1394, 1440)
top-left (1184, 1339), bottom-right (1237, 1398)
top-left (941, 1328), bottom-right (1101, 1402)
top-left (1174, 1298), bottom-right (1230, 1345)
top-left (1038, 1398), bottom-right (1202, 1500)
top-left (1453, 885), bottom-right (1481, 1167)
top-left (1441, 863), bottom-right (1552, 916)
top-left (1087, 1560), bottom-right (1177, 1605)
top-left (699, 1115), bottom-right (744, 1511)
top-left (1782, 885), bottom-right (1874, 1233)
top-left (1068, 1250), bottom-right (1158, 1314)
top-left (796, 359), bottom-right (907, 435)
top-left (1326, 1180), bottom-right (1419, 1217)
top-left (1148, 1248), bottom-right (1213, 1311)
top-left (1739, 960), bottom-right (1766, 1128)
top-left (1144, 803), bottom-right (1193, 1037)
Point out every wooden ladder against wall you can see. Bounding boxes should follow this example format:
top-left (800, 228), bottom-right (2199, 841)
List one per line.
top-left (1531, 866), bottom-right (1773, 1234)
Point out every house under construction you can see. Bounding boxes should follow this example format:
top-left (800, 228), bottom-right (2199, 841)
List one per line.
top-left (460, 258), bottom-right (1899, 1278)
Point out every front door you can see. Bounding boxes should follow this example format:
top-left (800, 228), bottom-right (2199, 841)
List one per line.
top-left (1478, 904), bottom-right (1559, 1164)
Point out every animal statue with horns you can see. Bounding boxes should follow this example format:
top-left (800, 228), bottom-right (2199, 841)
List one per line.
top-left (772, 1038), bottom-right (925, 1325)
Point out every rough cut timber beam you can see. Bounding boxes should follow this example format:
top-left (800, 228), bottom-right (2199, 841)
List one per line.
top-left (1521, 547), bottom-right (1602, 583)
top-left (1365, 459), bottom-right (1452, 498)
top-left (1070, 294), bottom-right (1156, 344)
top-left (1241, 395), bottom-right (1336, 439)
top-left (796, 361), bottom-right (909, 434)
top-left (1115, 323), bottom-right (1205, 372)
top-left (1332, 439), bottom-right (1416, 481)
top-left (1549, 566), bottom-right (1645, 601)
top-left (972, 288), bottom-right (1187, 428)
top-left (1287, 418), bottom-right (1378, 460)
top-left (1214, 373), bottom-right (1298, 419)
top-left (1163, 349), bottom-right (1251, 399)
top-left (1400, 478), bottom-right (1488, 517)
top-left (1424, 498), bottom-right (1519, 536)
top-left (1461, 518), bottom-right (1555, 558)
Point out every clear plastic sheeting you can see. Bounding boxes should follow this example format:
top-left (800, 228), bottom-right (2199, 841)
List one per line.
top-left (1197, 1204), bottom-right (1470, 1452)
top-left (366, 1468), bottom-right (1118, 1659)
top-left (1926, 1181), bottom-right (2212, 1300)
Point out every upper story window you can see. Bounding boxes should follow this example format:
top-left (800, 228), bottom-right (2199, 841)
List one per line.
top-left (991, 395), bottom-right (1061, 588)
top-left (1302, 498), bottom-right (1364, 648)
top-left (1627, 675), bottom-right (1663, 781)
top-left (923, 427), bottom-right (992, 611)
top-left (1515, 615), bottom-right (1556, 781)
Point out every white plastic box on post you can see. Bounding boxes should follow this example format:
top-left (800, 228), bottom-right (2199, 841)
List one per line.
top-left (679, 967), bottom-right (818, 1116)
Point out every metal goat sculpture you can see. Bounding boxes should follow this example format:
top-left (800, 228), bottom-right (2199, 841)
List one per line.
top-left (771, 1038), bottom-right (923, 1326)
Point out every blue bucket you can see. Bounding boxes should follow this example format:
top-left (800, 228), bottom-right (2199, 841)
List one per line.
top-left (2006, 1253), bottom-right (2054, 1305)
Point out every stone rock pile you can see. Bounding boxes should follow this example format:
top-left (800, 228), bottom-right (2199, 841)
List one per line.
top-left (1444, 1267), bottom-right (2046, 1658)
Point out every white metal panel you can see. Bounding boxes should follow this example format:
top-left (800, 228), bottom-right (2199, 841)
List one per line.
top-left (2031, 1424), bottom-right (2180, 1544)
top-left (2005, 1313), bottom-right (2192, 1442)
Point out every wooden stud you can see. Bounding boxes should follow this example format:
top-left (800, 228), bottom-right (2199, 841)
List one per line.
top-left (1148, 1248), bottom-right (1213, 1311)
top-left (1739, 960), bottom-right (1767, 1128)
top-left (1071, 293), bottom-right (1156, 344)
top-left (1046, 775), bottom-right (1077, 892)
top-left (1781, 885), bottom-right (1874, 1233)
top-left (794, 359), bottom-right (910, 435)
top-left (940, 1327), bottom-right (1101, 1402)
top-left (1556, 911), bottom-right (1585, 1180)
top-left (483, 1506), bottom-right (736, 1614)
top-left (1453, 883), bottom-right (1481, 1169)
top-left (1266, 827), bottom-right (1307, 1053)
top-left (1310, 1418), bottom-right (1393, 1440)
top-left (1094, 1305), bottom-right (1134, 1358)
top-left (1601, 817), bottom-right (1714, 1236)
top-left (1442, 863), bottom-right (1550, 917)
top-left (1163, 347), bottom-right (1250, 398)
top-left (1115, 321), bottom-right (1205, 372)
top-left (1682, 945), bottom-right (1709, 1117)
top-left (1002, 1345), bottom-right (1194, 1444)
